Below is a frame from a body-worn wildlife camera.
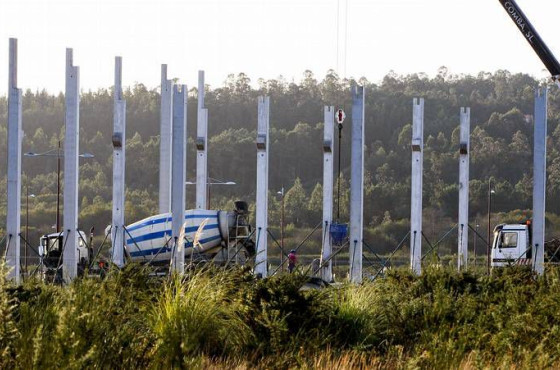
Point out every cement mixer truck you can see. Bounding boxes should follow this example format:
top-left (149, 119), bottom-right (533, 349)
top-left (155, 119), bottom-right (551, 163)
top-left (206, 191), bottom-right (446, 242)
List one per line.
top-left (119, 201), bottom-right (255, 265)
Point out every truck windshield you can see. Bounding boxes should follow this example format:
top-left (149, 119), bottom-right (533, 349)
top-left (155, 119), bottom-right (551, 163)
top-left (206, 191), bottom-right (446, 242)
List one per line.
top-left (48, 237), bottom-right (61, 252)
top-left (498, 232), bottom-right (518, 249)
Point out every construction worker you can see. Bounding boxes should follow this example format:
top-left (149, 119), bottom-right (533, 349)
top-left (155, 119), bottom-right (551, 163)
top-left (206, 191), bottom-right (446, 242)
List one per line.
top-left (288, 249), bottom-right (297, 273)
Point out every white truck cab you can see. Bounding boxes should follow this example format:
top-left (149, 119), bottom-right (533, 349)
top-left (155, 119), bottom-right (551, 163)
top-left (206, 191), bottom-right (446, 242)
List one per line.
top-left (38, 231), bottom-right (90, 275)
top-left (491, 223), bottom-right (532, 267)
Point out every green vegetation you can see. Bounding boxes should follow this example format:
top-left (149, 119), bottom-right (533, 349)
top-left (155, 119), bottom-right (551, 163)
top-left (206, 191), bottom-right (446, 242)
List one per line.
top-left (3, 263), bottom-right (560, 368)
top-left (1, 70), bottom-right (560, 257)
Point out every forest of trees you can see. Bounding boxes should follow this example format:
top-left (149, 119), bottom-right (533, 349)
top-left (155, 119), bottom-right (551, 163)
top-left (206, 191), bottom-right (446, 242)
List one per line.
top-left (1, 68), bottom-right (560, 254)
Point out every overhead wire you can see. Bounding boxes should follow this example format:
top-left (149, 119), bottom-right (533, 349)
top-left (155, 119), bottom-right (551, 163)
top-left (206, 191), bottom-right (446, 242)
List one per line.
top-left (344, 0), bottom-right (349, 78)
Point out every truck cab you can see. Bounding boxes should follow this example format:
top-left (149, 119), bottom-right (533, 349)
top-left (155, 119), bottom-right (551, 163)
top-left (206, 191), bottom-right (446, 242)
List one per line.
top-left (38, 231), bottom-right (90, 278)
top-left (491, 223), bottom-right (532, 267)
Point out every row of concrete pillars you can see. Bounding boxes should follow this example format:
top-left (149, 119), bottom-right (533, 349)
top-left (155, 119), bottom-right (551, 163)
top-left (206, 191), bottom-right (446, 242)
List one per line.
top-left (3, 37), bottom-right (550, 283)
top-left (409, 91), bottom-right (548, 277)
top-left (5, 41), bottom-right (86, 282)
top-left (4, 40), bottom-right (134, 282)
top-left (320, 88), bottom-right (548, 282)
top-left (3, 40), bottom-right (212, 281)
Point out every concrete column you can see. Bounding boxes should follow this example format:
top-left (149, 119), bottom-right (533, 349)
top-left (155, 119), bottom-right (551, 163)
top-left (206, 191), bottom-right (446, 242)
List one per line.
top-left (410, 98), bottom-right (424, 275)
top-left (6, 38), bottom-right (22, 283)
top-left (321, 106), bottom-right (334, 282)
top-left (196, 70), bottom-right (208, 209)
top-left (159, 65), bottom-right (173, 213)
top-left (111, 57), bottom-right (126, 267)
top-left (255, 96), bottom-right (270, 278)
top-left (458, 107), bottom-right (470, 270)
top-left (171, 84), bottom-right (187, 274)
top-left (533, 88), bottom-right (547, 275)
top-left (349, 86), bottom-right (364, 284)
top-left (63, 48), bottom-right (80, 281)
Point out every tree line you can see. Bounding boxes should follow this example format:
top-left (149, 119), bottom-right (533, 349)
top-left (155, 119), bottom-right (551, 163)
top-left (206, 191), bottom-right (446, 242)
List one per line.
top-left (1, 68), bottom-right (559, 252)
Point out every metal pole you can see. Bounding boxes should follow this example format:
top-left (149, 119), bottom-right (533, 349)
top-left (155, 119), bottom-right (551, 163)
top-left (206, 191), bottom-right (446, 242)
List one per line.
top-left (474, 221), bottom-right (478, 270)
top-left (208, 183), bottom-right (211, 209)
top-left (56, 140), bottom-right (61, 232)
top-left (337, 122), bottom-right (342, 220)
top-left (281, 188), bottom-right (285, 271)
top-left (487, 179), bottom-right (492, 274)
top-left (25, 185), bottom-right (29, 275)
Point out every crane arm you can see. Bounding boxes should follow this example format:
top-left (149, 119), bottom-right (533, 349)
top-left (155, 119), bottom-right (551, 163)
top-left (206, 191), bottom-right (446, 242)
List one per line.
top-left (498, 0), bottom-right (560, 87)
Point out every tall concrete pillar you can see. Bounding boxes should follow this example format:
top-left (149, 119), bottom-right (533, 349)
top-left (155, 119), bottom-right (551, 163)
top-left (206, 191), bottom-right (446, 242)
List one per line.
top-left (159, 65), bottom-right (173, 213)
top-left (111, 57), bottom-right (126, 267)
top-left (321, 106), bottom-right (335, 282)
top-left (196, 70), bottom-right (208, 209)
top-left (6, 38), bottom-right (22, 283)
top-left (458, 107), bottom-right (470, 270)
top-left (410, 98), bottom-right (424, 275)
top-left (255, 96), bottom-right (270, 278)
top-left (171, 84), bottom-right (187, 274)
top-left (63, 48), bottom-right (80, 281)
top-left (533, 88), bottom-right (547, 275)
top-left (349, 86), bottom-right (364, 283)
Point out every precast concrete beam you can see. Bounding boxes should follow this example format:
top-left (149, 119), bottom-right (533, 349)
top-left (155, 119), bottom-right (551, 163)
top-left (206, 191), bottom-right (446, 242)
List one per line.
top-left (159, 65), bottom-right (173, 213)
top-left (171, 84), bottom-right (187, 274)
top-left (458, 107), bottom-right (470, 270)
top-left (63, 48), bottom-right (80, 281)
top-left (112, 56), bottom-right (126, 267)
top-left (321, 106), bottom-right (334, 282)
top-left (533, 88), bottom-right (547, 275)
top-left (196, 70), bottom-right (208, 209)
top-left (6, 38), bottom-right (22, 283)
top-left (349, 86), bottom-right (364, 284)
top-left (410, 98), bottom-right (424, 275)
top-left (255, 96), bottom-right (270, 278)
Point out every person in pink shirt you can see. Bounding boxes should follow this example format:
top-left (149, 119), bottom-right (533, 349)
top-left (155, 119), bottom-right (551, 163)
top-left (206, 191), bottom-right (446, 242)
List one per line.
top-left (288, 250), bottom-right (297, 273)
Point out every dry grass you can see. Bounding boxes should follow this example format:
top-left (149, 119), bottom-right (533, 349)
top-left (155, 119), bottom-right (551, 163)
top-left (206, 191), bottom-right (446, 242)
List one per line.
top-left (2, 263), bottom-right (560, 368)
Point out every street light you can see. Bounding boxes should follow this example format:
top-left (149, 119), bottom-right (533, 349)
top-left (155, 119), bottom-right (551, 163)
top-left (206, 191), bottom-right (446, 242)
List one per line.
top-left (486, 179), bottom-right (496, 274)
top-left (25, 140), bottom-right (94, 232)
top-left (277, 187), bottom-right (285, 270)
top-left (185, 177), bottom-right (236, 209)
top-left (25, 186), bottom-right (36, 275)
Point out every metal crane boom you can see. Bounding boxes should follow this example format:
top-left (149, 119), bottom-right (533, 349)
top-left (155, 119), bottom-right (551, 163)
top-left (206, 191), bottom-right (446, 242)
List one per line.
top-left (498, 0), bottom-right (560, 84)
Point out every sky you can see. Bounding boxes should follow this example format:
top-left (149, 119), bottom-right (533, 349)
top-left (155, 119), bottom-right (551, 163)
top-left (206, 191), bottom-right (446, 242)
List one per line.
top-left (0, 0), bottom-right (559, 94)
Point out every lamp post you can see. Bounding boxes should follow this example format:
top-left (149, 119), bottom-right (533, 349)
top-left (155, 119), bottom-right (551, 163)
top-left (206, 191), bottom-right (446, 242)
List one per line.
top-left (24, 141), bottom-right (94, 232)
top-left (185, 178), bottom-right (236, 209)
top-left (474, 220), bottom-right (479, 271)
top-left (25, 185), bottom-right (35, 275)
top-left (277, 187), bottom-right (285, 270)
top-left (486, 180), bottom-right (495, 274)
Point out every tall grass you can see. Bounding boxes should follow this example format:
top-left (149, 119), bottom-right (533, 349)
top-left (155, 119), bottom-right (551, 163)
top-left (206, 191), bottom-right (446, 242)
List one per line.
top-left (149, 269), bottom-right (252, 367)
top-left (0, 263), bottom-right (19, 369)
top-left (3, 264), bottom-right (560, 368)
